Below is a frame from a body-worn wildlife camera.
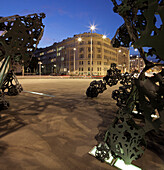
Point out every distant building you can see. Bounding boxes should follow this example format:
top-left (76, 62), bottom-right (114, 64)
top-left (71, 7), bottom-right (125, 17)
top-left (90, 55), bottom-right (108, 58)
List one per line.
top-left (34, 32), bottom-right (129, 75)
top-left (34, 44), bottom-right (57, 75)
top-left (130, 55), bottom-right (145, 73)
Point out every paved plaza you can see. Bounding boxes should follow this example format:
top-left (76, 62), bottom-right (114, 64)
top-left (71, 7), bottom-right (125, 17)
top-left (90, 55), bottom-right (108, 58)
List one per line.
top-left (0, 79), bottom-right (163, 170)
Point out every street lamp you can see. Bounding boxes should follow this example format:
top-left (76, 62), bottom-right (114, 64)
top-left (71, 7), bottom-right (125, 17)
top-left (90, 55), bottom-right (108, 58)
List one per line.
top-left (78, 37), bottom-right (82, 42)
top-left (102, 34), bottom-right (107, 39)
top-left (136, 55), bottom-right (140, 72)
top-left (38, 61), bottom-right (42, 76)
top-left (102, 34), bottom-right (107, 74)
top-left (73, 47), bottom-right (76, 74)
top-left (22, 60), bottom-right (24, 76)
top-left (134, 48), bottom-right (140, 72)
top-left (90, 24), bottom-right (96, 76)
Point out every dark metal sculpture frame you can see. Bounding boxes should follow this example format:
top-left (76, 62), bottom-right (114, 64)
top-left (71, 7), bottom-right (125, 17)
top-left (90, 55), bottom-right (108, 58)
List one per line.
top-left (0, 13), bottom-right (45, 110)
top-left (87, 0), bottom-right (164, 167)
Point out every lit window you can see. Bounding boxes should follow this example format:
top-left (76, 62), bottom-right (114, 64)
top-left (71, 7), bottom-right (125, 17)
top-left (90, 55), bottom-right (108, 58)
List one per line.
top-left (47, 49), bottom-right (55, 53)
top-left (40, 52), bottom-right (44, 56)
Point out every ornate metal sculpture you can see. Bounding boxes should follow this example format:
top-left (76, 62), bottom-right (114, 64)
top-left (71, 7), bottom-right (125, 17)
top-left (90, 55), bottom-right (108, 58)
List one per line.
top-left (86, 63), bottom-right (134, 99)
top-left (0, 13), bottom-right (45, 109)
top-left (1, 70), bottom-right (23, 96)
top-left (86, 63), bottom-right (125, 98)
top-left (89, 0), bottom-right (164, 167)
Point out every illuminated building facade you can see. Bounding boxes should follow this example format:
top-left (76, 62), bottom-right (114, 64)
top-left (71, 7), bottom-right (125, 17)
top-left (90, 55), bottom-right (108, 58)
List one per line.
top-left (130, 55), bottom-right (145, 73)
top-left (34, 32), bottom-right (129, 75)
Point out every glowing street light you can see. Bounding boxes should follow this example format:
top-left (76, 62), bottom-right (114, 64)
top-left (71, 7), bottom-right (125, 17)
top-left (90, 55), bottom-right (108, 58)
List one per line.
top-left (78, 37), bottom-right (82, 42)
top-left (90, 24), bottom-right (96, 32)
top-left (89, 24), bottom-right (96, 76)
top-left (102, 34), bottom-right (107, 39)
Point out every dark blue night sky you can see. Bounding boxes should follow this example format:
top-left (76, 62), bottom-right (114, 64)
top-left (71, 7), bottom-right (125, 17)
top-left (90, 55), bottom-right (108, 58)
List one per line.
top-left (0, 0), bottom-right (124, 46)
top-left (0, 0), bottom-right (162, 57)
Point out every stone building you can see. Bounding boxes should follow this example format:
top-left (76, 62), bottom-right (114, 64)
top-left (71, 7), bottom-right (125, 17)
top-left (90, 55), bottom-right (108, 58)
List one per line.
top-left (34, 32), bottom-right (129, 75)
top-left (130, 55), bottom-right (145, 73)
top-left (34, 44), bottom-right (57, 75)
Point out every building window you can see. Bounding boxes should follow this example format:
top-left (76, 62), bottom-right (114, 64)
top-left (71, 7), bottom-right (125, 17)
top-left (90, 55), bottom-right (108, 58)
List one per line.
top-left (88, 54), bottom-right (93, 58)
top-left (104, 49), bottom-right (110, 54)
top-left (97, 67), bottom-right (101, 71)
top-left (88, 41), bottom-right (94, 44)
top-left (79, 67), bottom-right (84, 71)
top-left (97, 48), bottom-right (101, 53)
top-left (79, 61), bottom-right (83, 65)
top-left (104, 43), bottom-right (110, 48)
top-left (88, 67), bottom-right (90, 71)
top-left (88, 61), bottom-right (90, 65)
top-left (79, 54), bottom-right (84, 58)
top-left (79, 48), bottom-right (84, 53)
top-left (97, 54), bottom-right (101, 58)
top-left (57, 52), bottom-right (60, 56)
top-left (71, 62), bottom-right (74, 65)
top-left (70, 49), bottom-right (74, 55)
top-left (47, 49), bottom-right (55, 53)
top-left (97, 61), bottom-right (101, 65)
top-left (104, 55), bottom-right (107, 59)
top-left (40, 52), bottom-right (44, 56)
top-left (70, 56), bottom-right (73, 60)
top-left (97, 41), bottom-right (101, 45)
top-left (79, 41), bottom-right (84, 45)
top-left (88, 47), bottom-right (93, 52)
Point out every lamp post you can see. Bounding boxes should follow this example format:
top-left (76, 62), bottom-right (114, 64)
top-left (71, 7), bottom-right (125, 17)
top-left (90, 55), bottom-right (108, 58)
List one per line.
top-left (137, 55), bottom-right (140, 73)
top-left (73, 47), bottom-right (76, 74)
top-left (117, 49), bottom-right (122, 72)
top-left (38, 61), bottom-right (42, 76)
top-left (135, 48), bottom-right (140, 73)
top-left (22, 60), bottom-right (24, 76)
top-left (90, 24), bottom-right (96, 76)
top-left (102, 35), bottom-right (106, 75)
top-left (123, 53), bottom-right (126, 73)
